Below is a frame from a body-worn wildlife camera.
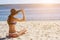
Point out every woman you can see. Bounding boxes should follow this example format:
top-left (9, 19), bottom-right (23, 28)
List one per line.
top-left (7, 9), bottom-right (27, 38)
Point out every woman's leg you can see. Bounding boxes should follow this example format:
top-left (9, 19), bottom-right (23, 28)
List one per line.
top-left (17, 28), bottom-right (27, 35)
top-left (9, 25), bottom-right (20, 38)
top-left (9, 25), bottom-right (27, 38)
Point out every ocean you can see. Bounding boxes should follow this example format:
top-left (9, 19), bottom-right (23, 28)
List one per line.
top-left (0, 4), bottom-right (60, 21)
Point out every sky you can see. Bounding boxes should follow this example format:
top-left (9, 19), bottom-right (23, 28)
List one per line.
top-left (0, 0), bottom-right (60, 4)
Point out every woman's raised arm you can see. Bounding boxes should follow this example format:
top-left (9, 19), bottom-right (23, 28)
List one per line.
top-left (21, 9), bottom-right (26, 21)
top-left (16, 10), bottom-right (21, 13)
top-left (14, 9), bottom-right (26, 22)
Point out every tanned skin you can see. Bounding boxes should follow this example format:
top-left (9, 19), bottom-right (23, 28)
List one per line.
top-left (7, 9), bottom-right (27, 38)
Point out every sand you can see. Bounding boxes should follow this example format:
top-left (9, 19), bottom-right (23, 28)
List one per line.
top-left (0, 21), bottom-right (60, 40)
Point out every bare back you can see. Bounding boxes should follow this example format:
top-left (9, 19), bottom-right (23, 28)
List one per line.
top-left (7, 15), bottom-right (16, 25)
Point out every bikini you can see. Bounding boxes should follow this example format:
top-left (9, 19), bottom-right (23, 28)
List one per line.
top-left (9, 21), bottom-right (16, 25)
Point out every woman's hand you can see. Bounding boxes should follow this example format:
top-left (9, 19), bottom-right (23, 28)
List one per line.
top-left (21, 9), bottom-right (25, 14)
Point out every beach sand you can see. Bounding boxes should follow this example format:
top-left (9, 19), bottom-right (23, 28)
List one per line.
top-left (0, 21), bottom-right (60, 40)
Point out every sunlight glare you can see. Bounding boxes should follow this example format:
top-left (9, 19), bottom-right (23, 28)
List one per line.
top-left (41, 0), bottom-right (55, 3)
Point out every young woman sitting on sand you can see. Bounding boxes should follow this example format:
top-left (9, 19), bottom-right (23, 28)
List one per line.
top-left (7, 8), bottom-right (27, 38)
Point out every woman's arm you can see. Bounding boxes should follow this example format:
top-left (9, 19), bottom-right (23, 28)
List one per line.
top-left (14, 9), bottom-right (26, 22)
top-left (13, 18), bottom-right (24, 22)
top-left (21, 9), bottom-right (26, 21)
top-left (16, 10), bottom-right (21, 13)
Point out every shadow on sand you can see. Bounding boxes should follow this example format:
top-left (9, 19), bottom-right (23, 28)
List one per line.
top-left (0, 36), bottom-right (12, 40)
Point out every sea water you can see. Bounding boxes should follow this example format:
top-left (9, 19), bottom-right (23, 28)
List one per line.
top-left (0, 4), bottom-right (60, 21)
